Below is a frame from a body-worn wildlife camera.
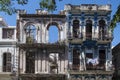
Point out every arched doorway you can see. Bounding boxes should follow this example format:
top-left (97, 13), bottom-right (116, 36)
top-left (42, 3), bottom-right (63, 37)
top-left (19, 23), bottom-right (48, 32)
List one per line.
top-left (86, 20), bottom-right (92, 40)
top-left (99, 20), bottom-right (106, 40)
top-left (73, 20), bottom-right (80, 38)
top-left (3, 52), bottom-right (11, 72)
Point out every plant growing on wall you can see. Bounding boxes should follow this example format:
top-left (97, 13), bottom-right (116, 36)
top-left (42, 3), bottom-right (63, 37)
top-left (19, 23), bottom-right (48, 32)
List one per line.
top-left (26, 36), bottom-right (33, 44)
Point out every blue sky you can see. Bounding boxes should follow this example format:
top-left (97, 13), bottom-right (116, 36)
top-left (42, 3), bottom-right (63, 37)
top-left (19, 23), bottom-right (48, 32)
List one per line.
top-left (0, 0), bottom-right (120, 46)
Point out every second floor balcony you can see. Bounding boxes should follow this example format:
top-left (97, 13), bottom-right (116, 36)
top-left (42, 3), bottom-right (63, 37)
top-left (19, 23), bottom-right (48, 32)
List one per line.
top-left (67, 32), bottom-right (113, 43)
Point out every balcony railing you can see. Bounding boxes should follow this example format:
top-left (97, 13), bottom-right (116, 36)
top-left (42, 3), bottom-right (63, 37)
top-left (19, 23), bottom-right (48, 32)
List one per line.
top-left (72, 65), bottom-right (80, 70)
top-left (86, 64), bottom-right (105, 70)
top-left (69, 64), bottom-right (105, 71)
top-left (67, 32), bottom-right (113, 41)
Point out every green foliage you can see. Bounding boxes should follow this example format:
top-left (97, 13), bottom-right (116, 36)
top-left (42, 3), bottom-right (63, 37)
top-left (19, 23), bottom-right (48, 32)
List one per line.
top-left (0, 0), bottom-right (62, 15)
top-left (17, 0), bottom-right (28, 5)
top-left (110, 4), bottom-right (120, 32)
top-left (0, 0), bottom-right (14, 15)
top-left (0, 0), bottom-right (28, 15)
top-left (39, 0), bottom-right (62, 12)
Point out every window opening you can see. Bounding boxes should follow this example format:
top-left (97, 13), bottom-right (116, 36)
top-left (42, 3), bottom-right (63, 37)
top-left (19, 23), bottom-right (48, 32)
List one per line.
top-left (3, 52), bottom-right (11, 72)
top-left (86, 20), bottom-right (92, 40)
top-left (73, 20), bottom-right (80, 38)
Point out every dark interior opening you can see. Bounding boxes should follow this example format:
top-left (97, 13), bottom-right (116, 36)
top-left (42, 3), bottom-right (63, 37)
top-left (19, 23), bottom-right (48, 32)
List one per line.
top-left (86, 20), bottom-right (92, 40)
top-left (73, 49), bottom-right (80, 70)
top-left (26, 52), bottom-right (35, 73)
top-left (86, 53), bottom-right (93, 70)
top-left (3, 53), bottom-right (11, 72)
top-left (99, 20), bottom-right (106, 40)
top-left (73, 20), bottom-right (80, 38)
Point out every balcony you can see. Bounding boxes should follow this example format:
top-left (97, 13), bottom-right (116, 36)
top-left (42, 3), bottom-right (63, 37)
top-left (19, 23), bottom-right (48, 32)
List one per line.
top-left (67, 32), bottom-right (83, 43)
top-left (69, 63), bottom-right (113, 75)
top-left (97, 33), bottom-right (113, 43)
top-left (67, 32), bottom-right (113, 43)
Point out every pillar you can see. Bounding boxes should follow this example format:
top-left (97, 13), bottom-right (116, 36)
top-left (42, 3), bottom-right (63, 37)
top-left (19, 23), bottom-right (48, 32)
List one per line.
top-left (22, 50), bottom-right (26, 73)
top-left (35, 52), bottom-right (38, 73)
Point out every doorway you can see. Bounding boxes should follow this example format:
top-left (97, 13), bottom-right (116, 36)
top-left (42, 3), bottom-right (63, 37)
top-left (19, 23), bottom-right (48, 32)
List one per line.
top-left (99, 50), bottom-right (106, 69)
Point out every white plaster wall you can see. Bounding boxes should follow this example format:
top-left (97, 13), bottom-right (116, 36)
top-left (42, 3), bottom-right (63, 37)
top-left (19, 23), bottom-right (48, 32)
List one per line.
top-left (0, 28), bottom-right (2, 40)
top-left (0, 45), bottom-right (17, 72)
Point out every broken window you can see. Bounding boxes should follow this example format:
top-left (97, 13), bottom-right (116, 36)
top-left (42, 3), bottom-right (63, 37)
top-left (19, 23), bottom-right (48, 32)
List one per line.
top-left (2, 28), bottom-right (14, 39)
top-left (99, 20), bottom-right (106, 40)
top-left (26, 52), bottom-right (35, 73)
top-left (3, 52), bottom-right (11, 72)
top-left (86, 20), bottom-right (92, 40)
top-left (72, 49), bottom-right (80, 70)
top-left (24, 25), bottom-right (37, 43)
top-left (73, 20), bottom-right (80, 38)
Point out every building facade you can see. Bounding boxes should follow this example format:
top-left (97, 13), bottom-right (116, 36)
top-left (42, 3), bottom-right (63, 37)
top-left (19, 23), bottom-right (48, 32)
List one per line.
top-left (0, 17), bottom-right (17, 80)
top-left (112, 43), bottom-right (120, 80)
top-left (16, 4), bottom-right (113, 80)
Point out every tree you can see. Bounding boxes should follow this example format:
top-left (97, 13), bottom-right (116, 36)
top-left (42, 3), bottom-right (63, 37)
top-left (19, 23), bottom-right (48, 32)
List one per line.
top-left (0, 0), bottom-right (120, 32)
top-left (0, 0), bottom-right (61, 15)
top-left (0, 0), bottom-right (28, 15)
top-left (110, 4), bottom-right (120, 32)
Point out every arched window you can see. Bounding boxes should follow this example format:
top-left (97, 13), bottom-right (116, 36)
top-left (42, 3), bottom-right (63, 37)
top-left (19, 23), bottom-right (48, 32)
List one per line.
top-left (3, 52), bottom-right (11, 72)
top-left (99, 20), bottom-right (106, 39)
top-left (73, 20), bottom-right (80, 38)
top-left (24, 25), bottom-right (37, 43)
top-left (48, 26), bottom-right (59, 43)
top-left (86, 20), bottom-right (92, 40)
top-left (46, 22), bottom-right (60, 43)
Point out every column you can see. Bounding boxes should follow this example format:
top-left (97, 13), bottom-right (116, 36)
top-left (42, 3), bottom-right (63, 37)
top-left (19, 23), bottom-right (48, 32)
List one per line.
top-left (96, 25), bottom-right (99, 39)
top-left (68, 48), bottom-right (72, 70)
top-left (20, 21), bottom-right (24, 43)
top-left (35, 52), bottom-right (38, 73)
top-left (42, 53), bottom-right (45, 72)
top-left (64, 22), bottom-right (68, 39)
top-left (14, 29), bottom-right (16, 40)
top-left (46, 30), bottom-right (49, 43)
top-left (18, 50), bottom-right (23, 73)
top-left (23, 32), bottom-right (26, 43)
top-left (0, 50), bottom-right (3, 72)
top-left (70, 25), bottom-right (73, 37)
top-left (83, 24), bottom-right (85, 40)
top-left (58, 54), bottom-right (61, 73)
top-left (61, 54), bottom-right (64, 73)
top-left (60, 31), bottom-right (63, 41)
top-left (46, 53), bottom-right (49, 73)
top-left (38, 51), bottom-right (42, 73)
top-left (23, 50), bottom-right (26, 73)
top-left (19, 49), bottom-right (23, 73)
top-left (41, 23), bottom-right (45, 43)
top-left (65, 50), bottom-right (68, 73)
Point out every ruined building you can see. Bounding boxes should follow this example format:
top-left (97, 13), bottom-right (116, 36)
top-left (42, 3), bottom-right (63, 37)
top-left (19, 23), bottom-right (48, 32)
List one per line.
top-left (0, 4), bottom-right (113, 80)
top-left (112, 43), bottom-right (120, 79)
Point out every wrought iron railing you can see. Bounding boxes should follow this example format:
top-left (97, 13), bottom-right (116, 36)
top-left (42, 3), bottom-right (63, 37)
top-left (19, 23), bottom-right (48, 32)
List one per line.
top-left (67, 31), bottom-right (113, 41)
top-left (72, 65), bottom-right (80, 70)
